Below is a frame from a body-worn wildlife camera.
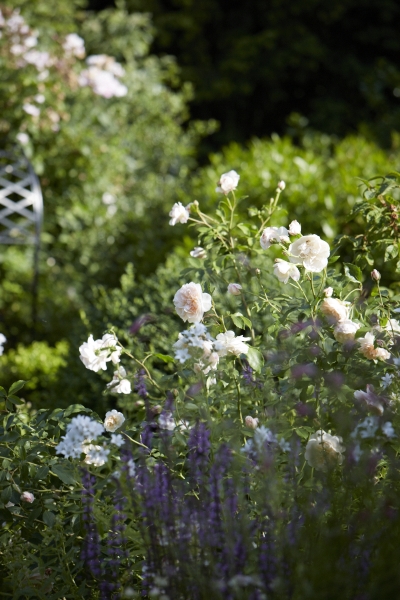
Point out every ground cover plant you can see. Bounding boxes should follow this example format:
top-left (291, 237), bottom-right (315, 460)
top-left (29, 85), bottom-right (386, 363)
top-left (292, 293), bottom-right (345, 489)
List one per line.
top-left (1, 171), bottom-right (400, 598)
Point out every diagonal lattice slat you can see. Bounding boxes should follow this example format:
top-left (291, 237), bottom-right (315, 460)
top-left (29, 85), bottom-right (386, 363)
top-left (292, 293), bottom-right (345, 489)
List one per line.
top-left (0, 150), bottom-right (43, 245)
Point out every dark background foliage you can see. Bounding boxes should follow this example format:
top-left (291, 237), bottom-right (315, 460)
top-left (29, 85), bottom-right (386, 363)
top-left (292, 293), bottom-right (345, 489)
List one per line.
top-left (101, 0), bottom-right (400, 151)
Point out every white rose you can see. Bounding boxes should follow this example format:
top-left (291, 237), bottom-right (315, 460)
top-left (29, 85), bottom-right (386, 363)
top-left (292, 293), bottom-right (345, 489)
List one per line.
top-left (173, 282), bottom-right (212, 323)
top-left (288, 220), bottom-right (301, 235)
top-left (245, 416), bottom-right (259, 429)
top-left (216, 170), bottom-right (240, 194)
top-left (359, 332), bottom-right (390, 361)
top-left (190, 246), bottom-right (207, 259)
top-left (289, 234), bottom-right (330, 272)
top-left (320, 298), bottom-right (350, 323)
top-left (227, 283), bottom-right (242, 296)
top-left (305, 430), bottom-right (345, 471)
top-left (83, 444), bottom-right (110, 467)
top-left (215, 331), bottom-right (250, 357)
top-left (277, 180), bottom-right (286, 190)
top-left (333, 320), bottom-right (360, 343)
top-left (273, 259), bottom-right (300, 284)
top-left (104, 409), bottom-right (125, 432)
top-left (260, 226), bottom-right (290, 250)
top-left (79, 334), bottom-right (109, 372)
top-left (169, 202), bottom-right (190, 226)
top-left (20, 491), bottom-right (35, 503)
top-left (324, 287), bottom-right (333, 297)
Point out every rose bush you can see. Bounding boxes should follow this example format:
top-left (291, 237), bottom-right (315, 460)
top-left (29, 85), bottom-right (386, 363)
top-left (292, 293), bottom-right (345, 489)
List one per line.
top-left (2, 170), bottom-right (400, 597)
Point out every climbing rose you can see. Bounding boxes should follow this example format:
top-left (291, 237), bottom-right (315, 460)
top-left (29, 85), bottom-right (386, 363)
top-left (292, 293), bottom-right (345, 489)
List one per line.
top-left (333, 320), bottom-right (360, 343)
top-left (20, 491), bottom-right (35, 503)
top-left (260, 226), bottom-right (290, 249)
top-left (305, 430), bottom-right (345, 471)
top-left (289, 234), bottom-right (330, 272)
top-left (358, 332), bottom-right (390, 361)
top-left (273, 259), bottom-right (300, 284)
top-left (104, 409), bottom-right (125, 432)
top-left (169, 202), bottom-right (190, 226)
top-left (227, 283), bottom-right (242, 296)
top-left (216, 170), bottom-right (240, 194)
top-left (173, 282), bottom-right (212, 323)
top-left (320, 298), bottom-right (349, 323)
top-left (288, 220), bottom-right (301, 235)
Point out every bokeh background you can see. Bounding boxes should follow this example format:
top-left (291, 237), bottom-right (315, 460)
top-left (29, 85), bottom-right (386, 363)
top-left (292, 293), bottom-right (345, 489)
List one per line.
top-left (0, 0), bottom-right (399, 411)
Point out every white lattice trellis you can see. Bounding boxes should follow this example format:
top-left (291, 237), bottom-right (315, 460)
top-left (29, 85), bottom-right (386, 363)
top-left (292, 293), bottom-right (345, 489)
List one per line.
top-left (0, 150), bottom-right (43, 245)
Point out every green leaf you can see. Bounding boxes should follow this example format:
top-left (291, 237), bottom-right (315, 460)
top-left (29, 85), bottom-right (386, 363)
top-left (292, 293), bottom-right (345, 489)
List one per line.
top-left (385, 244), bottom-right (398, 262)
top-left (43, 510), bottom-right (56, 527)
top-left (1, 486), bottom-right (12, 502)
top-left (63, 404), bottom-right (92, 418)
top-left (8, 381), bottom-right (26, 396)
top-left (7, 395), bottom-right (24, 405)
top-left (153, 353), bottom-right (175, 363)
top-left (247, 347), bottom-right (264, 372)
top-left (35, 466), bottom-right (49, 481)
top-left (230, 312), bottom-right (252, 330)
top-left (344, 263), bottom-right (362, 283)
top-left (0, 387), bottom-right (6, 397)
top-left (51, 463), bottom-right (77, 485)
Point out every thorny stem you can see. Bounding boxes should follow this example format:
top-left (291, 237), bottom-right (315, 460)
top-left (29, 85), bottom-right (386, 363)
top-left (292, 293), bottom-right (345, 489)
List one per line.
top-left (123, 431), bottom-right (151, 451)
top-left (118, 344), bottom-right (162, 392)
top-left (290, 280), bottom-right (310, 305)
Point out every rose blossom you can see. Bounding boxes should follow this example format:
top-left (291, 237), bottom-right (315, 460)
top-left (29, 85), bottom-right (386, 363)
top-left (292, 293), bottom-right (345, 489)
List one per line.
top-left (333, 319), bottom-right (360, 343)
top-left (104, 409), bottom-right (125, 432)
top-left (358, 332), bottom-right (390, 361)
top-left (289, 234), bottom-right (330, 272)
top-left (260, 226), bottom-right (290, 250)
top-left (173, 282), bottom-right (212, 323)
top-left (371, 269), bottom-right (381, 281)
top-left (277, 180), bottom-right (286, 190)
top-left (305, 430), bottom-right (345, 471)
top-left (354, 385), bottom-right (385, 416)
top-left (273, 259), bottom-right (300, 284)
top-left (79, 334), bottom-right (116, 372)
top-left (320, 298), bottom-right (350, 323)
top-left (227, 283), bottom-right (242, 296)
top-left (190, 246), bottom-right (207, 259)
top-left (169, 202), bottom-right (190, 226)
top-left (216, 170), bottom-right (240, 194)
top-left (323, 287), bottom-right (333, 297)
top-left (288, 220), bottom-right (301, 235)
top-left (20, 491), bottom-right (35, 503)
top-left (215, 331), bottom-right (250, 357)
top-left (245, 416), bottom-right (259, 429)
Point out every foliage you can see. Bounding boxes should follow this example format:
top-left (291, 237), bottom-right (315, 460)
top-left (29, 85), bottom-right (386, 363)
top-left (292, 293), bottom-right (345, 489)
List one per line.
top-left (126, 0), bottom-right (400, 148)
top-left (0, 0), bottom-right (214, 408)
top-left (2, 170), bottom-right (400, 597)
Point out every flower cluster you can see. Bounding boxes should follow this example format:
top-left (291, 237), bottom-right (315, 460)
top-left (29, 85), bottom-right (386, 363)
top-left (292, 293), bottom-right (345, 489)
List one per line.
top-left (78, 54), bottom-right (128, 98)
top-left (358, 331), bottom-right (390, 362)
top-left (260, 220), bottom-right (330, 283)
top-left (173, 323), bottom-right (250, 376)
top-left (320, 296), bottom-right (360, 344)
top-left (56, 415), bottom-right (105, 459)
top-left (106, 366), bottom-right (132, 394)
